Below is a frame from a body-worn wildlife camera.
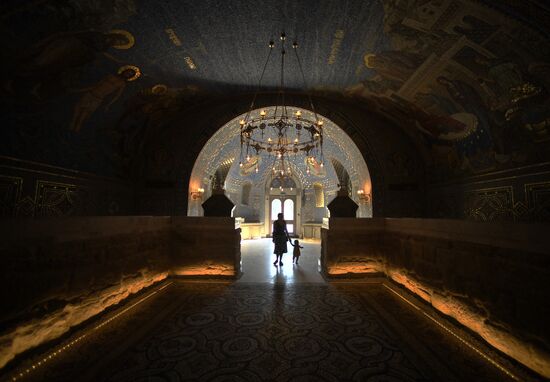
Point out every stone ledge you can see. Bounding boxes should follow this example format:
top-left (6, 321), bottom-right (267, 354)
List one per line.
top-left (0, 216), bottom-right (241, 371)
top-left (321, 218), bottom-right (550, 378)
top-left (326, 217), bottom-right (550, 254)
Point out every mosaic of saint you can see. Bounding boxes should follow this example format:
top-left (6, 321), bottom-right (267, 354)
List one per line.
top-left (346, 1), bottom-right (550, 180)
top-left (0, 0), bottom-right (548, 183)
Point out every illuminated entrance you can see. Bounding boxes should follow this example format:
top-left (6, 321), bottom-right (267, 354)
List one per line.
top-left (268, 177), bottom-right (297, 235)
top-left (187, 106), bottom-right (373, 237)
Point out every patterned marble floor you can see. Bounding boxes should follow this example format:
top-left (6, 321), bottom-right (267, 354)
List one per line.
top-left (4, 280), bottom-right (534, 382)
top-left (239, 239), bottom-right (325, 283)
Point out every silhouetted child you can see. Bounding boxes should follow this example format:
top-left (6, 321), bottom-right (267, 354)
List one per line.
top-left (292, 240), bottom-right (304, 264)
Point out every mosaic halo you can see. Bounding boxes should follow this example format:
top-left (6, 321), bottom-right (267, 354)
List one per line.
top-left (117, 65), bottom-right (141, 81)
top-left (108, 29), bottom-right (135, 49)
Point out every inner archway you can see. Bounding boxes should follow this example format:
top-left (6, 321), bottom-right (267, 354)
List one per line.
top-left (188, 106), bottom-right (373, 235)
top-left (267, 175), bottom-right (299, 236)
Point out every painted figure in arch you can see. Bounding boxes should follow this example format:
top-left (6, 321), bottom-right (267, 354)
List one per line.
top-left (70, 65), bottom-right (140, 132)
top-left (391, 95), bottom-right (469, 140)
top-left (436, 76), bottom-right (497, 157)
top-left (474, 57), bottom-right (528, 108)
top-left (8, 30), bottom-right (135, 97)
top-left (346, 75), bottom-right (401, 97)
top-left (363, 50), bottom-right (424, 83)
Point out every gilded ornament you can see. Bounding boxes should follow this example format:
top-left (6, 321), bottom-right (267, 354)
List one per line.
top-left (151, 84), bottom-right (168, 95)
top-left (108, 29), bottom-right (135, 49)
top-left (117, 65), bottom-right (141, 81)
top-left (363, 53), bottom-right (376, 68)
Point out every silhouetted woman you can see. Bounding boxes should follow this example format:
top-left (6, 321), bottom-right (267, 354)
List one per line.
top-left (272, 212), bottom-right (291, 266)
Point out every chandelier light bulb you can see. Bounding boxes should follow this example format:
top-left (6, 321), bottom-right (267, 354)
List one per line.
top-left (290, 187), bottom-right (293, 191)
top-left (239, 162), bottom-right (243, 167)
top-left (246, 155), bottom-right (250, 162)
top-left (320, 162), bottom-right (324, 168)
top-left (295, 110), bottom-right (302, 118)
top-left (268, 137), bottom-right (273, 143)
top-left (317, 120), bottom-right (323, 126)
top-left (239, 119), bottom-right (245, 126)
top-left (294, 138), bottom-right (299, 144)
top-left (255, 166), bottom-right (259, 173)
top-left (277, 152), bottom-right (282, 159)
top-left (260, 110), bottom-right (266, 117)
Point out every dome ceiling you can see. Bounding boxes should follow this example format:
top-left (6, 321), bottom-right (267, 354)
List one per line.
top-left (188, 106), bottom-right (371, 197)
top-left (4, 0), bottom-right (547, 92)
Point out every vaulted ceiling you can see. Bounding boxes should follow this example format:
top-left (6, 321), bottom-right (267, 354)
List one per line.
top-left (3, 0), bottom-right (548, 93)
top-left (123, 0), bottom-right (390, 92)
top-left (1, 0), bottom-right (391, 94)
top-left (1, 0), bottom-right (549, 183)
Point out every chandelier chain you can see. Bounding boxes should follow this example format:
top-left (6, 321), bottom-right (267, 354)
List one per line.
top-left (244, 42), bottom-right (274, 123)
top-left (239, 32), bottom-right (324, 189)
top-left (293, 44), bottom-right (318, 122)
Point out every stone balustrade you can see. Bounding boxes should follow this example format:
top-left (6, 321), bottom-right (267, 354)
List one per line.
top-left (302, 223), bottom-right (322, 239)
top-left (321, 217), bottom-right (550, 378)
top-left (239, 222), bottom-right (264, 240)
top-left (171, 217), bottom-right (241, 276)
top-left (0, 216), bottom-right (241, 369)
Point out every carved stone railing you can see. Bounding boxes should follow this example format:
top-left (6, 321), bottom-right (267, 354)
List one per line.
top-left (321, 217), bottom-right (550, 378)
top-left (0, 216), bottom-right (241, 370)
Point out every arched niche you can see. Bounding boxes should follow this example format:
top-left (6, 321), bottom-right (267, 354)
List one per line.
top-left (313, 183), bottom-right (325, 208)
top-left (187, 106), bottom-right (373, 230)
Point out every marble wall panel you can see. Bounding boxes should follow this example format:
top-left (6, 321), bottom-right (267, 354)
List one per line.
top-left (0, 216), bottom-right (240, 370)
top-left (0, 156), bottom-right (135, 218)
top-left (321, 217), bottom-right (550, 378)
top-left (427, 162), bottom-right (550, 222)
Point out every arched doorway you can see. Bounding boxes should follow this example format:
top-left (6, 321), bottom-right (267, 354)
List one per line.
top-left (267, 176), bottom-right (299, 236)
top-left (187, 106), bottom-right (373, 232)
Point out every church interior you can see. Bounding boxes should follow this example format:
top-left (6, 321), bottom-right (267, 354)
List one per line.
top-left (1, 1), bottom-right (549, 381)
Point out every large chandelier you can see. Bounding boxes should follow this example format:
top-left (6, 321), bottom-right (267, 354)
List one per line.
top-left (239, 32), bottom-right (324, 185)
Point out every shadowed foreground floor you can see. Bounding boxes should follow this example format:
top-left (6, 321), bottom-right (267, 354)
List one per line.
top-left (4, 280), bottom-right (534, 382)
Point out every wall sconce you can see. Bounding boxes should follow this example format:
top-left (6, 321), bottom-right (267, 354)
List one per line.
top-left (191, 187), bottom-right (204, 200)
top-left (357, 189), bottom-right (370, 204)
